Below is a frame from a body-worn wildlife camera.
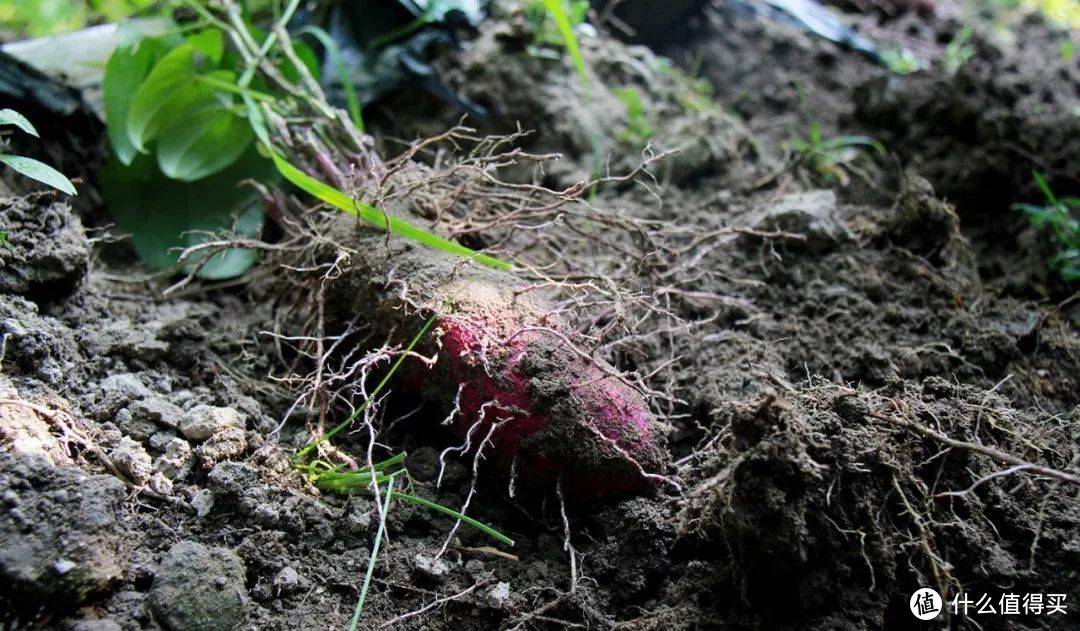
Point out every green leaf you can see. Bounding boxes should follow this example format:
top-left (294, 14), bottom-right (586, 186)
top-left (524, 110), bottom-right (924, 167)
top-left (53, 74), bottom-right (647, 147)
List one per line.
top-left (126, 44), bottom-right (198, 152)
top-left (0, 109), bottom-right (38, 137)
top-left (542, 0), bottom-right (589, 92)
top-left (105, 38), bottom-right (164, 164)
top-left (134, 67), bottom-right (240, 155)
top-left (267, 149), bottom-right (510, 270)
top-left (157, 108), bottom-right (253, 181)
top-left (186, 29), bottom-right (224, 66)
top-left (298, 25), bottom-right (363, 130)
top-left (1033, 170), bottom-right (1059, 207)
top-left (102, 150), bottom-right (272, 279)
top-left (0, 154), bottom-right (76, 195)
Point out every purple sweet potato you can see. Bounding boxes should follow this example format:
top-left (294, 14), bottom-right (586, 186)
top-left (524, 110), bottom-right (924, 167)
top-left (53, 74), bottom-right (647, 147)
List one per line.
top-left (326, 229), bottom-right (667, 497)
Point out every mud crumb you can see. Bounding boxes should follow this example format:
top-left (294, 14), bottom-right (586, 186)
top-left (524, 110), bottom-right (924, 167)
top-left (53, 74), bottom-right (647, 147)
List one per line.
top-left (149, 541), bottom-right (247, 631)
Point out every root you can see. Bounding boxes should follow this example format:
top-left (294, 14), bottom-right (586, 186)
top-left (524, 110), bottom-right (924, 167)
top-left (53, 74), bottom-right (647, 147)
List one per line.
top-left (675, 369), bottom-right (1079, 616)
top-left (436, 412), bottom-right (507, 559)
top-left (0, 398), bottom-right (189, 510)
top-left (870, 408), bottom-right (1080, 486)
top-left (378, 576), bottom-right (494, 629)
top-left (556, 478), bottom-right (580, 593)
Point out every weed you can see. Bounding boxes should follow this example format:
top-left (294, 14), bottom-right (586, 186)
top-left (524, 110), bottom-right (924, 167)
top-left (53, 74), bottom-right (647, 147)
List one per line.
top-left (526, 0), bottom-right (589, 66)
top-left (788, 123), bottom-right (885, 186)
top-left (526, 0), bottom-right (600, 195)
top-left (101, 0), bottom-right (506, 279)
top-left (1061, 39), bottom-right (1076, 62)
top-left (1012, 171), bottom-right (1080, 282)
top-left (0, 108), bottom-right (77, 195)
top-left (880, 47), bottom-right (927, 75)
top-left (350, 472), bottom-right (395, 630)
top-left (614, 87), bottom-right (653, 148)
top-left (944, 25), bottom-right (975, 75)
top-left (652, 57), bottom-right (722, 117)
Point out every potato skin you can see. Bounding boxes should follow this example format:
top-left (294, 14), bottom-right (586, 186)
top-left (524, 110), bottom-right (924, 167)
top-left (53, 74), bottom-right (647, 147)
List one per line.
top-left (327, 234), bottom-right (666, 497)
top-left (417, 291), bottom-right (664, 498)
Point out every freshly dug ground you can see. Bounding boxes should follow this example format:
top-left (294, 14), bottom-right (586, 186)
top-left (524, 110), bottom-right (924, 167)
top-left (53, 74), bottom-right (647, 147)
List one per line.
top-left (1, 2), bottom-right (1078, 630)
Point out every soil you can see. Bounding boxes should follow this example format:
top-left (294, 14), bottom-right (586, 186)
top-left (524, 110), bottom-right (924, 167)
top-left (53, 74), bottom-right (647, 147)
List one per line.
top-left (1, 1), bottom-right (1079, 630)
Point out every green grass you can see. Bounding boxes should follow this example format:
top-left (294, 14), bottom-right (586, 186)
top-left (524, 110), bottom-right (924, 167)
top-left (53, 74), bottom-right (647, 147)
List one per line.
top-left (614, 87), bottom-right (653, 148)
top-left (267, 150), bottom-right (510, 270)
top-left (531, 0), bottom-right (601, 197)
top-left (350, 473), bottom-right (395, 630)
top-left (788, 123), bottom-right (886, 184)
top-left (880, 47), bottom-right (926, 75)
top-left (944, 25), bottom-right (974, 75)
top-left (541, 0), bottom-right (589, 93)
top-left (1012, 171), bottom-right (1080, 282)
top-left (305, 460), bottom-right (514, 547)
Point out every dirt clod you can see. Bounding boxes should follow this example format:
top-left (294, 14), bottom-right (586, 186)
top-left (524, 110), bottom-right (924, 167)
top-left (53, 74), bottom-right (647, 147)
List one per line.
top-left (0, 198), bottom-right (88, 302)
top-left (0, 453), bottom-right (127, 611)
top-left (149, 541), bottom-right (248, 631)
top-left (178, 405), bottom-right (244, 442)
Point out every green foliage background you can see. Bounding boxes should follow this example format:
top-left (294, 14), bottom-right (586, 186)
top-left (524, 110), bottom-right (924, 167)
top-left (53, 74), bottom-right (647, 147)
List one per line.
top-left (0, 0), bottom-right (154, 38)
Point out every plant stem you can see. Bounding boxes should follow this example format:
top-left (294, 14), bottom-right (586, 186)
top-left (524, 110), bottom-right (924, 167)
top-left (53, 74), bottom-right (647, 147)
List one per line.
top-left (236, 0), bottom-right (302, 89)
top-left (350, 474), bottom-right (396, 630)
top-left (392, 491), bottom-right (515, 547)
top-left (195, 74), bottom-right (275, 102)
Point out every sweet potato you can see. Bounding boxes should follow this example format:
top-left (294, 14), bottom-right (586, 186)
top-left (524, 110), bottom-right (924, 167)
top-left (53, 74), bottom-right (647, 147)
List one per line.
top-left (325, 226), bottom-right (667, 498)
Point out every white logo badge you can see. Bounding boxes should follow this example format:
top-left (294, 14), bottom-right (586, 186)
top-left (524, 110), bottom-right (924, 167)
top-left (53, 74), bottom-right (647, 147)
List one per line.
top-left (910, 587), bottom-right (943, 620)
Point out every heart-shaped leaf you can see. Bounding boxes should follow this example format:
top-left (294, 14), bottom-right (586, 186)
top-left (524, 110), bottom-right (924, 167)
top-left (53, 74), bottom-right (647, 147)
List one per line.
top-left (126, 44), bottom-right (197, 152)
top-left (102, 150), bottom-right (272, 279)
top-left (104, 38), bottom-right (164, 164)
top-left (157, 107), bottom-right (253, 181)
top-left (186, 29), bottom-right (224, 66)
top-left (0, 154), bottom-right (77, 195)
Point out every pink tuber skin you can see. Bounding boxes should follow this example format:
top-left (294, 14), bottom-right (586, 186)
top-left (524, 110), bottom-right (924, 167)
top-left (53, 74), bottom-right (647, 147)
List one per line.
top-left (408, 277), bottom-right (668, 498)
top-left (325, 226), bottom-right (669, 498)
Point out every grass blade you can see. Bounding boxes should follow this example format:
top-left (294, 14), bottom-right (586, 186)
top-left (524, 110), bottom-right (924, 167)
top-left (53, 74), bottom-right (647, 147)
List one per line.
top-left (305, 465), bottom-right (516, 547)
top-left (350, 474), bottom-right (396, 631)
top-left (543, 0), bottom-right (589, 93)
top-left (392, 491), bottom-right (515, 547)
top-left (1033, 170), bottom-right (1059, 207)
top-left (0, 108), bottom-right (38, 136)
top-left (0, 154), bottom-right (76, 195)
top-left (294, 314), bottom-right (438, 461)
top-left (298, 25), bottom-right (364, 131)
top-left (267, 149), bottom-right (509, 270)
top-left (820, 135), bottom-right (886, 156)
